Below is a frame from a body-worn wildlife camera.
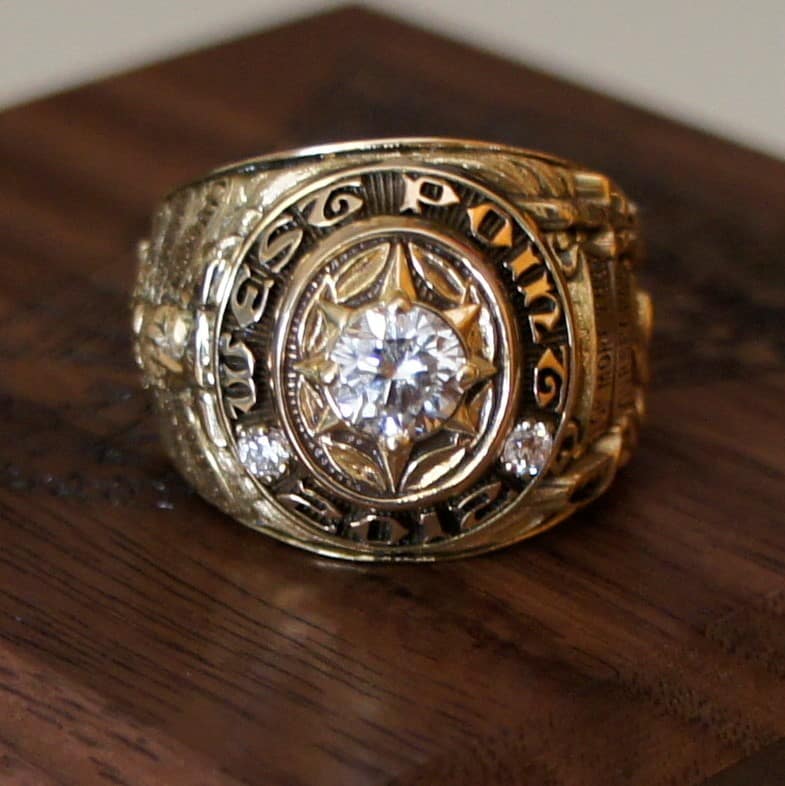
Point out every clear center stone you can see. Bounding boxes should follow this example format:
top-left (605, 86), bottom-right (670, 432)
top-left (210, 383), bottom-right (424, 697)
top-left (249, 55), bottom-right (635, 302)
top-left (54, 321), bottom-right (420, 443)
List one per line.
top-left (328, 303), bottom-right (466, 440)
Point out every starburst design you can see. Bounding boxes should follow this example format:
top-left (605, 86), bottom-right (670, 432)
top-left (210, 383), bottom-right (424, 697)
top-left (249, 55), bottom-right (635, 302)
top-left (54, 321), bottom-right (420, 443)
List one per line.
top-left (294, 241), bottom-right (496, 492)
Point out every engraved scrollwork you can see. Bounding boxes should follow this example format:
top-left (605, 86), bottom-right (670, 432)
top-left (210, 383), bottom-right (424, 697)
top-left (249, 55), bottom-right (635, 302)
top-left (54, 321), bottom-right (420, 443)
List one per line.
top-left (280, 230), bottom-right (503, 507)
top-left (219, 333), bottom-right (256, 418)
top-left (299, 180), bottom-right (364, 227)
top-left (400, 444), bottom-right (467, 493)
top-left (230, 263), bottom-right (274, 327)
top-left (133, 140), bottom-right (649, 560)
top-left (257, 214), bottom-right (304, 272)
top-left (297, 378), bottom-right (325, 435)
top-left (408, 243), bottom-right (465, 303)
top-left (534, 346), bottom-right (568, 412)
top-left (449, 480), bottom-right (506, 533)
top-left (322, 437), bottom-right (388, 492)
top-left (517, 271), bottom-right (563, 344)
top-left (332, 243), bottom-right (388, 302)
top-left (194, 155), bottom-right (599, 556)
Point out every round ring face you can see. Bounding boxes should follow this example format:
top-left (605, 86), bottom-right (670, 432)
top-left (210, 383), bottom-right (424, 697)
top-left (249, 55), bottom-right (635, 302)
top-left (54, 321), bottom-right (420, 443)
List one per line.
top-left (274, 219), bottom-right (517, 508)
top-left (216, 165), bottom-right (572, 550)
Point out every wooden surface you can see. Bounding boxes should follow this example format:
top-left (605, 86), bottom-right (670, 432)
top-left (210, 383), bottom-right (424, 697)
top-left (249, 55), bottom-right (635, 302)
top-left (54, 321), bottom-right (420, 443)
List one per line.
top-left (1, 7), bottom-right (784, 785)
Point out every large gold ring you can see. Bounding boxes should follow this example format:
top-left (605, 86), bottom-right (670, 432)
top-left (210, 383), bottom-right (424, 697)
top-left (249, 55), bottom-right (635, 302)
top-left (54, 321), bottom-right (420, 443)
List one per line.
top-left (132, 138), bottom-right (651, 561)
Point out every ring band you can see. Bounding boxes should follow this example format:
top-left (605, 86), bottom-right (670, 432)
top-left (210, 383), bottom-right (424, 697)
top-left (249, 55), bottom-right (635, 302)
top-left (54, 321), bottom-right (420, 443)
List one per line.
top-left (132, 138), bottom-right (651, 561)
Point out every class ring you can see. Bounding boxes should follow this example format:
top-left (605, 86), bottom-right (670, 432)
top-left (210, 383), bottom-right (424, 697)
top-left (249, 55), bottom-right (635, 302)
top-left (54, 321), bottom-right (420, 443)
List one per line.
top-left (132, 138), bottom-right (652, 561)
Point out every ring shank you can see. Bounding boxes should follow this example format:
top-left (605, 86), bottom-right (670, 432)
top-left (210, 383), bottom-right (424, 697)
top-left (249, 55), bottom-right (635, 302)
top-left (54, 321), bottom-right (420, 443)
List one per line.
top-left (132, 138), bottom-right (649, 560)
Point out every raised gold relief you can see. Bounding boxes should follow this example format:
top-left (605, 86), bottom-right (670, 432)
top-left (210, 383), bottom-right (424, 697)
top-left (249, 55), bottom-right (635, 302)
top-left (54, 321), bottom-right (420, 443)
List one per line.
top-left (289, 240), bottom-right (496, 497)
top-left (230, 263), bottom-right (273, 328)
top-left (224, 164), bottom-right (577, 534)
top-left (400, 174), bottom-right (460, 214)
top-left (219, 333), bottom-right (256, 418)
top-left (134, 139), bottom-right (647, 560)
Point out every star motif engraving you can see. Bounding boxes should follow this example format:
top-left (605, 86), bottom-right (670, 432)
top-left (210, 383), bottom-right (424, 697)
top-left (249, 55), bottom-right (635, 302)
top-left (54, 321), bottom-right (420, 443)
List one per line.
top-left (294, 241), bottom-right (496, 492)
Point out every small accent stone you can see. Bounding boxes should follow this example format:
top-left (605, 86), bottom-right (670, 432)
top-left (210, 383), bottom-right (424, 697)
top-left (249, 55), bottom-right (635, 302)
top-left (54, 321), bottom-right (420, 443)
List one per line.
top-left (501, 420), bottom-right (553, 477)
top-left (236, 425), bottom-right (292, 482)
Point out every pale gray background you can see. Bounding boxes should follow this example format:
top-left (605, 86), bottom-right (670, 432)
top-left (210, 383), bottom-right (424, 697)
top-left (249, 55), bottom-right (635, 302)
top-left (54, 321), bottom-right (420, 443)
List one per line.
top-left (2, 1), bottom-right (783, 158)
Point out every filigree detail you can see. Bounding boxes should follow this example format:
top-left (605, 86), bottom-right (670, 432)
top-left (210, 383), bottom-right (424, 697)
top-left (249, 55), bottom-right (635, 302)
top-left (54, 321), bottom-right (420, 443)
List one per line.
top-left (408, 243), bottom-right (465, 303)
top-left (299, 180), bottom-right (363, 228)
top-left (401, 444), bottom-right (467, 492)
top-left (334, 243), bottom-right (389, 302)
top-left (291, 237), bottom-right (497, 497)
top-left (322, 438), bottom-right (387, 492)
top-left (134, 142), bottom-right (648, 559)
top-left (297, 378), bottom-right (325, 435)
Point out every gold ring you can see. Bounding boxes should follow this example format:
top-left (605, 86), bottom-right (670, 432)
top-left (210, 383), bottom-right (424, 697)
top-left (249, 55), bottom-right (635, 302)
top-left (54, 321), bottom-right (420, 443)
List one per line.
top-left (132, 138), bottom-right (651, 561)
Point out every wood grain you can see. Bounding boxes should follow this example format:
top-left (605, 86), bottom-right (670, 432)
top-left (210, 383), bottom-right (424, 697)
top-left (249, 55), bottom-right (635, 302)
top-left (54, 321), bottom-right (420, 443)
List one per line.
top-left (1, 6), bottom-right (784, 785)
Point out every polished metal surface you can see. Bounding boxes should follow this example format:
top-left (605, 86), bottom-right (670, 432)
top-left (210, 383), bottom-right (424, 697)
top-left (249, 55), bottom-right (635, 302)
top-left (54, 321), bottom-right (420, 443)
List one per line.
top-left (133, 138), bottom-right (650, 560)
